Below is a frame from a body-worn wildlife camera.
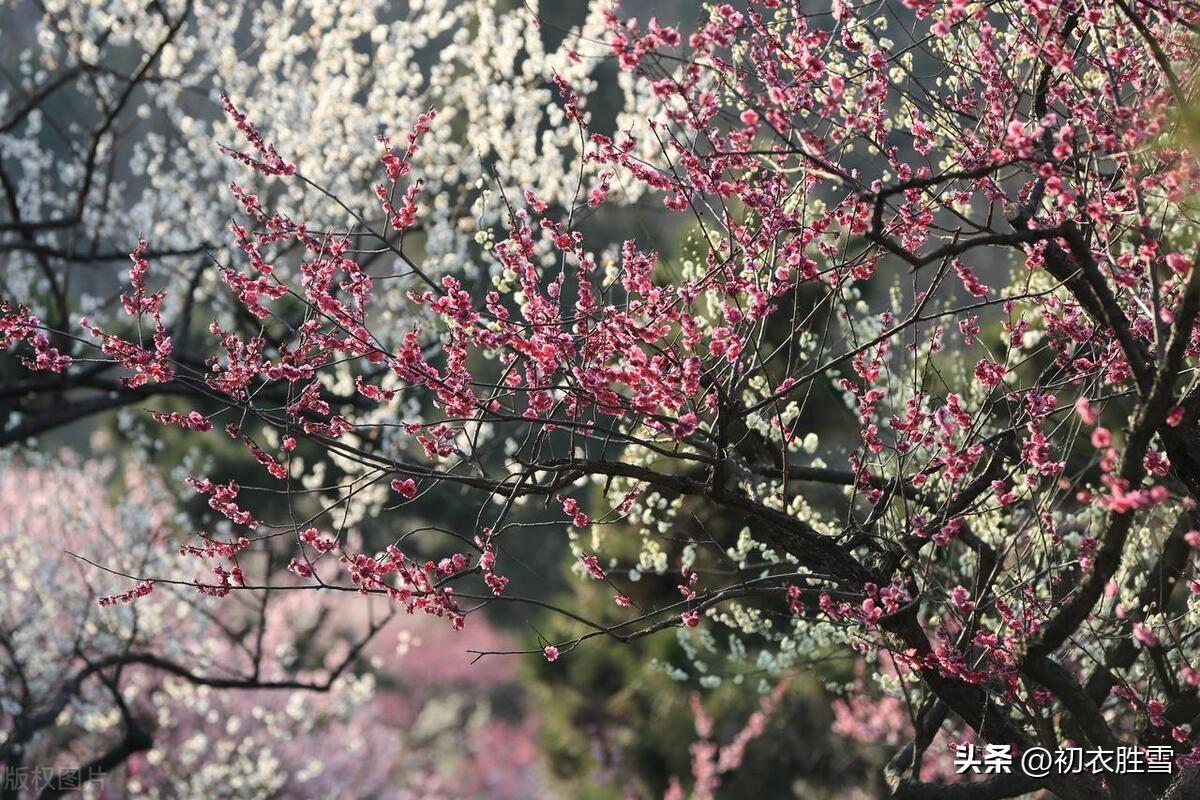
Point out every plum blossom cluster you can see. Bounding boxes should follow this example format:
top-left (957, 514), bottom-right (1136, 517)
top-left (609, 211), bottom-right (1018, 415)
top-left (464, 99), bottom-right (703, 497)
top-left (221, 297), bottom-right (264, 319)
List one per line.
top-left (0, 302), bottom-right (71, 373)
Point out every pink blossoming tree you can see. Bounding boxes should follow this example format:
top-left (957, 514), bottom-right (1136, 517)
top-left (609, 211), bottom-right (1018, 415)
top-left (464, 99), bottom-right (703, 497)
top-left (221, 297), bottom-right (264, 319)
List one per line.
top-left (5, 1), bottom-right (1200, 798)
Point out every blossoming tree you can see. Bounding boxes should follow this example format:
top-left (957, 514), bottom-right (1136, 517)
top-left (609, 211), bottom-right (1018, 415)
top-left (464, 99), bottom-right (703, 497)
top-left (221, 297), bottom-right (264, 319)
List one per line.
top-left (5, 1), bottom-right (1200, 798)
top-left (0, 455), bottom-right (539, 798)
